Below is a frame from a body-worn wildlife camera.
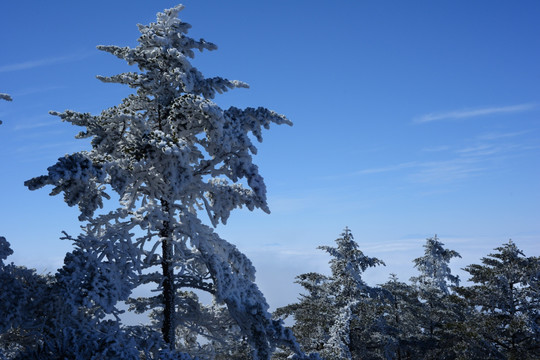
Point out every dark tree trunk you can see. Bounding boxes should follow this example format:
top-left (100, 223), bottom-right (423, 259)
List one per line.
top-left (160, 199), bottom-right (176, 347)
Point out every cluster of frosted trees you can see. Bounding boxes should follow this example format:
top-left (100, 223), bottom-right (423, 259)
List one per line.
top-left (1, 5), bottom-right (538, 360)
top-left (1, 229), bottom-right (538, 360)
top-left (273, 230), bottom-right (540, 360)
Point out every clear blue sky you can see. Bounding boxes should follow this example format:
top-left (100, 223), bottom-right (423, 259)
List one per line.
top-left (1, 1), bottom-right (539, 310)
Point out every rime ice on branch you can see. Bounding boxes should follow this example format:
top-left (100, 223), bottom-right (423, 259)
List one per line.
top-left (411, 234), bottom-right (461, 295)
top-left (24, 5), bottom-right (316, 360)
top-left (275, 228), bottom-right (385, 359)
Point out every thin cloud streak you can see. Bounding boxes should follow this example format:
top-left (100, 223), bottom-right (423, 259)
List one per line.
top-left (356, 131), bottom-right (535, 185)
top-left (477, 130), bottom-right (530, 141)
top-left (409, 158), bottom-right (486, 184)
top-left (0, 52), bottom-right (91, 73)
top-left (414, 103), bottom-right (536, 123)
top-left (356, 161), bottom-right (419, 175)
top-left (14, 120), bottom-right (58, 131)
top-left (13, 85), bottom-right (66, 97)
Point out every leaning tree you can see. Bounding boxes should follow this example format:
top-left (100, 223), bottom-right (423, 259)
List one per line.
top-left (25, 5), bottom-right (315, 360)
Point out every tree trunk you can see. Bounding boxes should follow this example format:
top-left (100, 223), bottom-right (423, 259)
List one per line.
top-left (160, 199), bottom-right (176, 347)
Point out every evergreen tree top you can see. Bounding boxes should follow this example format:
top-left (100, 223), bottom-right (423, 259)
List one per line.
top-left (411, 235), bottom-right (461, 294)
top-left (25, 5), bottom-right (291, 224)
top-left (96, 5), bottom-right (247, 101)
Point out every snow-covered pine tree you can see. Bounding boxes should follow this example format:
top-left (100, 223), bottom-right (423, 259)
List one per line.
top-left (411, 234), bottom-right (461, 295)
top-left (458, 240), bottom-right (540, 359)
top-left (274, 272), bottom-right (334, 357)
top-left (24, 5), bottom-right (314, 360)
top-left (275, 228), bottom-right (386, 359)
top-left (409, 235), bottom-right (463, 358)
top-left (319, 228), bottom-right (385, 303)
top-left (318, 228), bottom-right (387, 360)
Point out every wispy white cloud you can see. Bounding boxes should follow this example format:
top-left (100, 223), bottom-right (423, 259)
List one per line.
top-left (356, 158), bottom-right (482, 182)
top-left (455, 144), bottom-right (501, 157)
top-left (14, 119), bottom-right (58, 131)
top-left (356, 129), bottom-right (535, 185)
top-left (356, 161), bottom-right (419, 175)
top-left (414, 103), bottom-right (536, 124)
top-left (409, 158), bottom-right (486, 184)
top-left (0, 52), bottom-right (91, 73)
top-left (13, 85), bottom-right (66, 97)
top-left (422, 145), bottom-right (451, 152)
top-left (477, 130), bottom-right (530, 141)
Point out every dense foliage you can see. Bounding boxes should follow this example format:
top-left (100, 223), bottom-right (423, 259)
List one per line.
top-left (0, 229), bottom-right (540, 360)
top-left (1, 229), bottom-right (538, 359)
top-left (274, 231), bottom-right (540, 360)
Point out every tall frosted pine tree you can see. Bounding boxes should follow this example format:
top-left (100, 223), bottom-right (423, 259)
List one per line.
top-left (25, 5), bottom-right (314, 360)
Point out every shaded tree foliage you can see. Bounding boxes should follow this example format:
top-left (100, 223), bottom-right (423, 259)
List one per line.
top-left (274, 233), bottom-right (539, 360)
top-left (0, 237), bottom-right (142, 360)
top-left (457, 241), bottom-right (540, 359)
top-left (408, 235), bottom-right (464, 359)
top-left (275, 228), bottom-right (387, 359)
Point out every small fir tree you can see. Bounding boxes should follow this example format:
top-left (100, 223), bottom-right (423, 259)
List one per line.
top-left (275, 228), bottom-right (386, 359)
top-left (411, 234), bottom-right (461, 295)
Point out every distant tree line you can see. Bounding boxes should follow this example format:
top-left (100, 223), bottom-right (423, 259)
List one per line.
top-left (1, 230), bottom-right (538, 359)
top-left (273, 229), bottom-right (540, 360)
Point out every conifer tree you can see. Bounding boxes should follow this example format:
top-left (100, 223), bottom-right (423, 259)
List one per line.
top-left (274, 272), bottom-right (334, 356)
top-left (24, 5), bottom-right (313, 359)
top-left (411, 235), bottom-right (461, 295)
top-left (380, 274), bottom-right (424, 359)
top-left (458, 241), bottom-right (540, 359)
top-left (276, 228), bottom-right (386, 359)
top-left (409, 235), bottom-right (463, 359)
top-left (318, 228), bottom-right (387, 359)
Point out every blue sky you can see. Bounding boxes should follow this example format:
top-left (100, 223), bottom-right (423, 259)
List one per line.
top-left (1, 1), bottom-right (539, 311)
